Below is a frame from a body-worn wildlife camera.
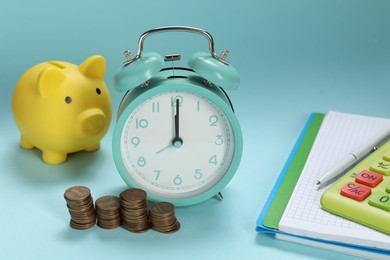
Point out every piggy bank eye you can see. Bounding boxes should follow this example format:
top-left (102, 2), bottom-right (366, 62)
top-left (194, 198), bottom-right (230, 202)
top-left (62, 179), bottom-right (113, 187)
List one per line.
top-left (65, 96), bottom-right (72, 104)
top-left (96, 88), bottom-right (101, 95)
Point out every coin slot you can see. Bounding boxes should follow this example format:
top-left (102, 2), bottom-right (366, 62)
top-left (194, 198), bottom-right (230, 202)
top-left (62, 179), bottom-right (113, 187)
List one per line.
top-left (47, 61), bottom-right (66, 69)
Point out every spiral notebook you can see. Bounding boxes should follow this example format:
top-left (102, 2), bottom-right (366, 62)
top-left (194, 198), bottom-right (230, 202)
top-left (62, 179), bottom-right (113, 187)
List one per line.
top-left (257, 111), bottom-right (390, 258)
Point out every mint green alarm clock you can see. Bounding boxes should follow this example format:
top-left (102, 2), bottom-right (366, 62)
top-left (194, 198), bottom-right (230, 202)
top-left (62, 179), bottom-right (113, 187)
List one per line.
top-left (112, 26), bottom-right (243, 206)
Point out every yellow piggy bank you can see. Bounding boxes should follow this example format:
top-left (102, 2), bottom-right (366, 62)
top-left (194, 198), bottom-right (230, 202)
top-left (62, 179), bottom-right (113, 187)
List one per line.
top-left (12, 55), bottom-right (112, 164)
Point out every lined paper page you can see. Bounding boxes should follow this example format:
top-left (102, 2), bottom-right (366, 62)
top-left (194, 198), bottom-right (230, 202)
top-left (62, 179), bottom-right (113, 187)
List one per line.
top-left (279, 111), bottom-right (390, 249)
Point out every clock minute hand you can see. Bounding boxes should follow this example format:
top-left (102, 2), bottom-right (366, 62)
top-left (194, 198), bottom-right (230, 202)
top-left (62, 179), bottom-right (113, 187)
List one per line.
top-left (172, 98), bottom-right (183, 148)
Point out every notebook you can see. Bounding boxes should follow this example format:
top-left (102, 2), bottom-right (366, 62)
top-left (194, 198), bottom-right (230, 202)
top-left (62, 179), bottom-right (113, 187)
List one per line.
top-left (257, 111), bottom-right (390, 258)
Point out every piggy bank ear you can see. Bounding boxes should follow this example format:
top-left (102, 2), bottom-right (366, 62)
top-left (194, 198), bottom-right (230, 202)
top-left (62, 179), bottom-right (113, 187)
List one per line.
top-left (79, 55), bottom-right (106, 79)
top-left (37, 68), bottom-right (66, 97)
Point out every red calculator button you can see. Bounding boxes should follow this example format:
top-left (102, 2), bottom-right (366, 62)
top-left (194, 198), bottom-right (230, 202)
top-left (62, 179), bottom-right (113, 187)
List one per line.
top-left (355, 170), bottom-right (383, 187)
top-left (340, 182), bottom-right (372, 201)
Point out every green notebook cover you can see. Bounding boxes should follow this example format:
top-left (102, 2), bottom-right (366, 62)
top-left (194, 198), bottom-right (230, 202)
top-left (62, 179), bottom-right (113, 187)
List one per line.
top-left (258, 113), bottom-right (325, 230)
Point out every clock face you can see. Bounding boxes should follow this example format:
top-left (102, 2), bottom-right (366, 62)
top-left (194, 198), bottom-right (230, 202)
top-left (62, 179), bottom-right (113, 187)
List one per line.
top-left (119, 90), bottom-right (235, 199)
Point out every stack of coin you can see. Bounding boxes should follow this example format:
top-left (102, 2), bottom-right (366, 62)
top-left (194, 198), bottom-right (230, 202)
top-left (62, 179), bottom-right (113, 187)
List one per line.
top-left (149, 202), bottom-right (180, 234)
top-left (119, 188), bottom-right (150, 233)
top-left (95, 195), bottom-right (121, 229)
top-left (64, 186), bottom-right (96, 230)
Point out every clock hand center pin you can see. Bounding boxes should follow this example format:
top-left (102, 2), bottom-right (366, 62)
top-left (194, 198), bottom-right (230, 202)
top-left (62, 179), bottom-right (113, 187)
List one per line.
top-left (172, 98), bottom-right (183, 148)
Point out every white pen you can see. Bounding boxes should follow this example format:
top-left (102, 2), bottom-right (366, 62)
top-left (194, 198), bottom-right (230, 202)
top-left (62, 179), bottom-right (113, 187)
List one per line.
top-left (315, 127), bottom-right (390, 187)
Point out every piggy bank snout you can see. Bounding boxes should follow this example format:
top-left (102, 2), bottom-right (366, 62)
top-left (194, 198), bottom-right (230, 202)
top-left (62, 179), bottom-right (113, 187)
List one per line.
top-left (78, 108), bottom-right (107, 137)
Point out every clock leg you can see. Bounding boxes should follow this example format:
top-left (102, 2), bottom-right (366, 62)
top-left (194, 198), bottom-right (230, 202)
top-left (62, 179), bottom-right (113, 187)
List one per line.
top-left (215, 192), bottom-right (224, 201)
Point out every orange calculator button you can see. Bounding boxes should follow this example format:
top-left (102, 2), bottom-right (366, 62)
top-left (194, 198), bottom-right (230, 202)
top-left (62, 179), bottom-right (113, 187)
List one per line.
top-left (340, 182), bottom-right (371, 201)
top-left (355, 170), bottom-right (383, 187)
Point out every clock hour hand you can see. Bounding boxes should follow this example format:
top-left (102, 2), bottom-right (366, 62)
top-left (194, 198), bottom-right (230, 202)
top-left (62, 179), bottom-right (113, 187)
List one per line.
top-left (172, 98), bottom-right (183, 148)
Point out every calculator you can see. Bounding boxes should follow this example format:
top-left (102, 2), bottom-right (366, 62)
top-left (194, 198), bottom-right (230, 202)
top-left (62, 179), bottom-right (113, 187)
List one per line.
top-left (321, 139), bottom-right (390, 235)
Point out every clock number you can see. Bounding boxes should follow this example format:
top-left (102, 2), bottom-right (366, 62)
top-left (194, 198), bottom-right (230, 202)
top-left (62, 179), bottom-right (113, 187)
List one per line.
top-left (197, 101), bottom-right (200, 112)
top-left (209, 115), bottom-right (219, 126)
top-left (194, 169), bottom-right (203, 180)
top-left (136, 118), bottom-right (149, 129)
top-left (152, 102), bottom-right (160, 113)
top-left (215, 135), bottom-right (224, 146)
top-left (171, 96), bottom-right (183, 107)
top-left (154, 170), bottom-right (161, 181)
top-left (209, 155), bottom-right (218, 165)
top-left (137, 156), bottom-right (146, 167)
top-left (173, 175), bottom-right (183, 186)
top-left (131, 137), bottom-right (140, 148)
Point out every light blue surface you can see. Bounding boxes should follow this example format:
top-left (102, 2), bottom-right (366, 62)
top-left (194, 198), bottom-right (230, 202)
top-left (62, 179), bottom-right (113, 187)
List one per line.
top-left (1, 0), bottom-right (389, 259)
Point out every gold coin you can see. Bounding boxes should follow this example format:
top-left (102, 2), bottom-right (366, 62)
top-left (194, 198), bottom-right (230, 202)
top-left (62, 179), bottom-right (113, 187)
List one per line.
top-left (149, 202), bottom-right (180, 234)
top-left (149, 202), bottom-right (174, 215)
top-left (120, 188), bottom-right (147, 203)
top-left (95, 196), bottom-right (120, 211)
top-left (95, 195), bottom-right (122, 230)
top-left (64, 186), bottom-right (91, 202)
top-left (64, 186), bottom-right (96, 230)
top-left (152, 221), bottom-right (181, 234)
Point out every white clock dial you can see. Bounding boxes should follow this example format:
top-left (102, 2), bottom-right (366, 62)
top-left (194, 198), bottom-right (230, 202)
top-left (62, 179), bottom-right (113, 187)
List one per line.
top-left (120, 90), bottom-right (235, 198)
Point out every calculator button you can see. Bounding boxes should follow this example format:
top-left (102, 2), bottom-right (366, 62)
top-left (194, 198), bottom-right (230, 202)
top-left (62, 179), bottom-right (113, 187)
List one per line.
top-left (355, 170), bottom-right (383, 187)
top-left (387, 184), bottom-right (390, 193)
top-left (383, 151), bottom-right (390, 161)
top-left (340, 182), bottom-right (371, 201)
top-left (368, 191), bottom-right (390, 211)
top-left (369, 160), bottom-right (390, 176)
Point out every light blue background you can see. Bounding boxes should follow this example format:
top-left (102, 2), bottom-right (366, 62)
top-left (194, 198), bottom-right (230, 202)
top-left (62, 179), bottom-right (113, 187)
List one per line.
top-left (1, 0), bottom-right (389, 259)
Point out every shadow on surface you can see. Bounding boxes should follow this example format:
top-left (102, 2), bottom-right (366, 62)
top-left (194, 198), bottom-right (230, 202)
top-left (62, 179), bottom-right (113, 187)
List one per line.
top-left (6, 142), bottom-right (103, 184)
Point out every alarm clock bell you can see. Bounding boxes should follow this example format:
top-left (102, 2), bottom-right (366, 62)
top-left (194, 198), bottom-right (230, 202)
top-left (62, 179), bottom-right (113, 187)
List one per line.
top-left (113, 26), bottom-right (239, 92)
